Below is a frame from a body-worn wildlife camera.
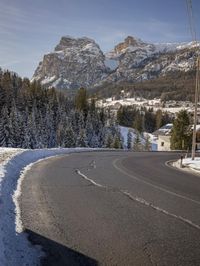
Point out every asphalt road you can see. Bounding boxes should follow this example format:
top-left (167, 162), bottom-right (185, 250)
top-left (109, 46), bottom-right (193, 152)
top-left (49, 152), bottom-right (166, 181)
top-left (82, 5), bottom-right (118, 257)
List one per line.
top-left (20, 151), bottom-right (200, 266)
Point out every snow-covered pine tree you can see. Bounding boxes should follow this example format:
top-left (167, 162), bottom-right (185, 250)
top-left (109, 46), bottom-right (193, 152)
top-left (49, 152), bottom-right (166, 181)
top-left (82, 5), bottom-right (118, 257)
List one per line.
top-left (27, 111), bottom-right (38, 149)
top-left (78, 112), bottom-right (85, 131)
top-left (104, 131), bottom-right (113, 148)
top-left (85, 114), bottom-right (94, 147)
top-left (22, 126), bottom-right (32, 149)
top-left (144, 135), bottom-right (151, 151)
top-left (127, 130), bottom-right (132, 150)
top-left (133, 132), bottom-right (142, 151)
top-left (76, 129), bottom-right (87, 147)
top-left (90, 134), bottom-right (99, 148)
top-left (0, 106), bottom-right (10, 147)
top-left (47, 106), bottom-right (56, 148)
top-left (63, 125), bottom-right (76, 148)
top-left (96, 116), bottom-right (106, 147)
top-left (111, 134), bottom-right (121, 149)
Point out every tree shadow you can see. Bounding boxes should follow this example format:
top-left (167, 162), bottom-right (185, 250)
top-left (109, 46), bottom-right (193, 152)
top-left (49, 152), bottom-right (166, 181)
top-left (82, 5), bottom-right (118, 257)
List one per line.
top-left (25, 229), bottom-right (98, 266)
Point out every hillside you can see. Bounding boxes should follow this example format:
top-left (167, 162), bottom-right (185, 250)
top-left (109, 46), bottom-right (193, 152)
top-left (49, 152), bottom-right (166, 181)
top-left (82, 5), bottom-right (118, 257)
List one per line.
top-left (90, 70), bottom-right (196, 101)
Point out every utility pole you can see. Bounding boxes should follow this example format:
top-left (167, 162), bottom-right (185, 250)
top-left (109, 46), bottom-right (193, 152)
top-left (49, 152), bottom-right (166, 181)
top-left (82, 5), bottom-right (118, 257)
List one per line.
top-left (186, 0), bottom-right (199, 160)
top-left (192, 57), bottom-right (200, 160)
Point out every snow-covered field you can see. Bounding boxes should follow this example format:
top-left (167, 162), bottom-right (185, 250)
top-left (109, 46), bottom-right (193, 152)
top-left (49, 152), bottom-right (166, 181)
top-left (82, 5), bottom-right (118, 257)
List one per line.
top-left (0, 147), bottom-right (102, 266)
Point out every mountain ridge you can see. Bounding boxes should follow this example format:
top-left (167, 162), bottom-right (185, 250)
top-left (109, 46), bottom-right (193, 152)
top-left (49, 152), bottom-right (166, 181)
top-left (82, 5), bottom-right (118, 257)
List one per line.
top-left (32, 35), bottom-right (199, 90)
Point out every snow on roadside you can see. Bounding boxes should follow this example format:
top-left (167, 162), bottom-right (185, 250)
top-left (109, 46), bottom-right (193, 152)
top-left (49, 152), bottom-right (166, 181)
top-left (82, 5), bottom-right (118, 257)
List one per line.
top-left (0, 147), bottom-right (101, 266)
top-left (172, 156), bottom-right (200, 174)
top-left (182, 157), bottom-right (200, 172)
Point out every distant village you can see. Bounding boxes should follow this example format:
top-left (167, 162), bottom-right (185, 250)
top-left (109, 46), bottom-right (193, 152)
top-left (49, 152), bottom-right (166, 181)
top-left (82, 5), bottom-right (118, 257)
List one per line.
top-left (97, 90), bottom-right (197, 117)
top-left (97, 90), bottom-right (200, 152)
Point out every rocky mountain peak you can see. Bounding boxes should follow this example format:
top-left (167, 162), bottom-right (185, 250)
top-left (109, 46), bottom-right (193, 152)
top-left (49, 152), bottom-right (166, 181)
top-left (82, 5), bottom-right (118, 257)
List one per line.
top-left (124, 36), bottom-right (143, 46)
top-left (32, 36), bottom-right (109, 90)
top-left (114, 36), bottom-right (145, 54)
top-left (55, 36), bottom-right (96, 51)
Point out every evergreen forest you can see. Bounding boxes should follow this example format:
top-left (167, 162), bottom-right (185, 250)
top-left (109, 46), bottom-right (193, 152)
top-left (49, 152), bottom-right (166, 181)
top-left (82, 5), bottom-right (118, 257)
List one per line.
top-left (0, 69), bottom-right (122, 149)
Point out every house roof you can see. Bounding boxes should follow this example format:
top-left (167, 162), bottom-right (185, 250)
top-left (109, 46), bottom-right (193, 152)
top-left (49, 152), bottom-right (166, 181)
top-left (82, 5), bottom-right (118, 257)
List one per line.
top-left (152, 124), bottom-right (173, 136)
top-left (153, 123), bottom-right (200, 137)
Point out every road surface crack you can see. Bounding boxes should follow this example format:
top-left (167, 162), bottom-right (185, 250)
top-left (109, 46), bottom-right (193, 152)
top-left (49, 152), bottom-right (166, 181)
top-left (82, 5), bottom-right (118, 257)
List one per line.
top-left (75, 169), bottom-right (200, 232)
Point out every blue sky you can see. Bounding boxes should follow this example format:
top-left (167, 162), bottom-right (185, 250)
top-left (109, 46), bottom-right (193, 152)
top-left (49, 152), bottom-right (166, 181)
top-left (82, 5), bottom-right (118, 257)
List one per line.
top-left (0, 0), bottom-right (200, 78)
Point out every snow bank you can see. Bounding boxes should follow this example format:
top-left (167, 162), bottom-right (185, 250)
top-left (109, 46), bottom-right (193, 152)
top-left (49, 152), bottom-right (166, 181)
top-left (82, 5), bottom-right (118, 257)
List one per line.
top-left (182, 157), bottom-right (200, 172)
top-left (172, 157), bottom-right (200, 174)
top-left (0, 147), bottom-right (101, 266)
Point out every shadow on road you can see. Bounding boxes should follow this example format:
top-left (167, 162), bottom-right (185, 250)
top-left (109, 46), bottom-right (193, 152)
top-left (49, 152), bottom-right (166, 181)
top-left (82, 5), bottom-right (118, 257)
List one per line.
top-left (25, 229), bottom-right (98, 266)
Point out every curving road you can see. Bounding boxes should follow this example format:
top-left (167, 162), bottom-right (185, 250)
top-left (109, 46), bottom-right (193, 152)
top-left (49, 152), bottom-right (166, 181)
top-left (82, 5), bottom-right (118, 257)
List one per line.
top-left (20, 151), bottom-right (200, 266)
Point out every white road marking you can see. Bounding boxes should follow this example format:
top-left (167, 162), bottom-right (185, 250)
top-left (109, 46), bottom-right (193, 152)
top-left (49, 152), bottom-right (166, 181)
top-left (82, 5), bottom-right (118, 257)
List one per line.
top-left (76, 169), bottom-right (104, 188)
top-left (122, 191), bottom-right (200, 231)
top-left (75, 168), bottom-right (200, 231)
top-left (113, 158), bottom-right (200, 206)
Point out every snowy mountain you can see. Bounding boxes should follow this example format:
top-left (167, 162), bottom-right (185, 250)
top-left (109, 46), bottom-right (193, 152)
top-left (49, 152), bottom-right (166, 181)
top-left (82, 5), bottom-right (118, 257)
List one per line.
top-left (32, 35), bottom-right (199, 90)
top-left (105, 36), bottom-right (199, 83)
top-left (32, 36), bottom-right (110, 89)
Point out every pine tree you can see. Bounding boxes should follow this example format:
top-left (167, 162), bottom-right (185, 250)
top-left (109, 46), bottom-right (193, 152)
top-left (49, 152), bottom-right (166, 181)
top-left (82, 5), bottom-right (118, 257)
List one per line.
top-left (144, 135), bottom-right (151, 151)
top-left (63, 126), bottom-right (76, 148)
top-left (127, 130), bottom-right (132, 150)
top-left (56, 123), bottom-right (65, 147)
top-left (9, 101), bottom-right (23, 147)
top-left (85, 114), bottom-right (94, 147)
top-left (76, 129), bottom-right (87, 147)
top-left (155, 109), bottom-right (163, 129)
top-left (22, 126), bottom-right (32, 149)
top-left (144, 109), bottom-right (156, 132)
top-left (133, 112), bottom-right (143, 133)
top-left (133, 132), bottom-right (142, 151)
top-left (112, 134), bottom-right (122, 149)
top-left (27, 111), bottom-right (37, 149)
top-left (170, 110), bottom-right (192, 150)
top-left (0, 106), bottom-right (10, 147)
top-left (75, 87), bottom-right (88, 115)
top-left (104, 131), bottom-right (113, 148)
top-left (90, 134), bottom-right (99, 148)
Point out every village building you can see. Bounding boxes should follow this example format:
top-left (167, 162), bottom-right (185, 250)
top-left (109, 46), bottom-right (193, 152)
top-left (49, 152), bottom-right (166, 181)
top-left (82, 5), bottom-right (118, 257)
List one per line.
top-left (153, 124), bottom-right (200, 151)
top-left (153, 124), bottom-right (172, 151)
